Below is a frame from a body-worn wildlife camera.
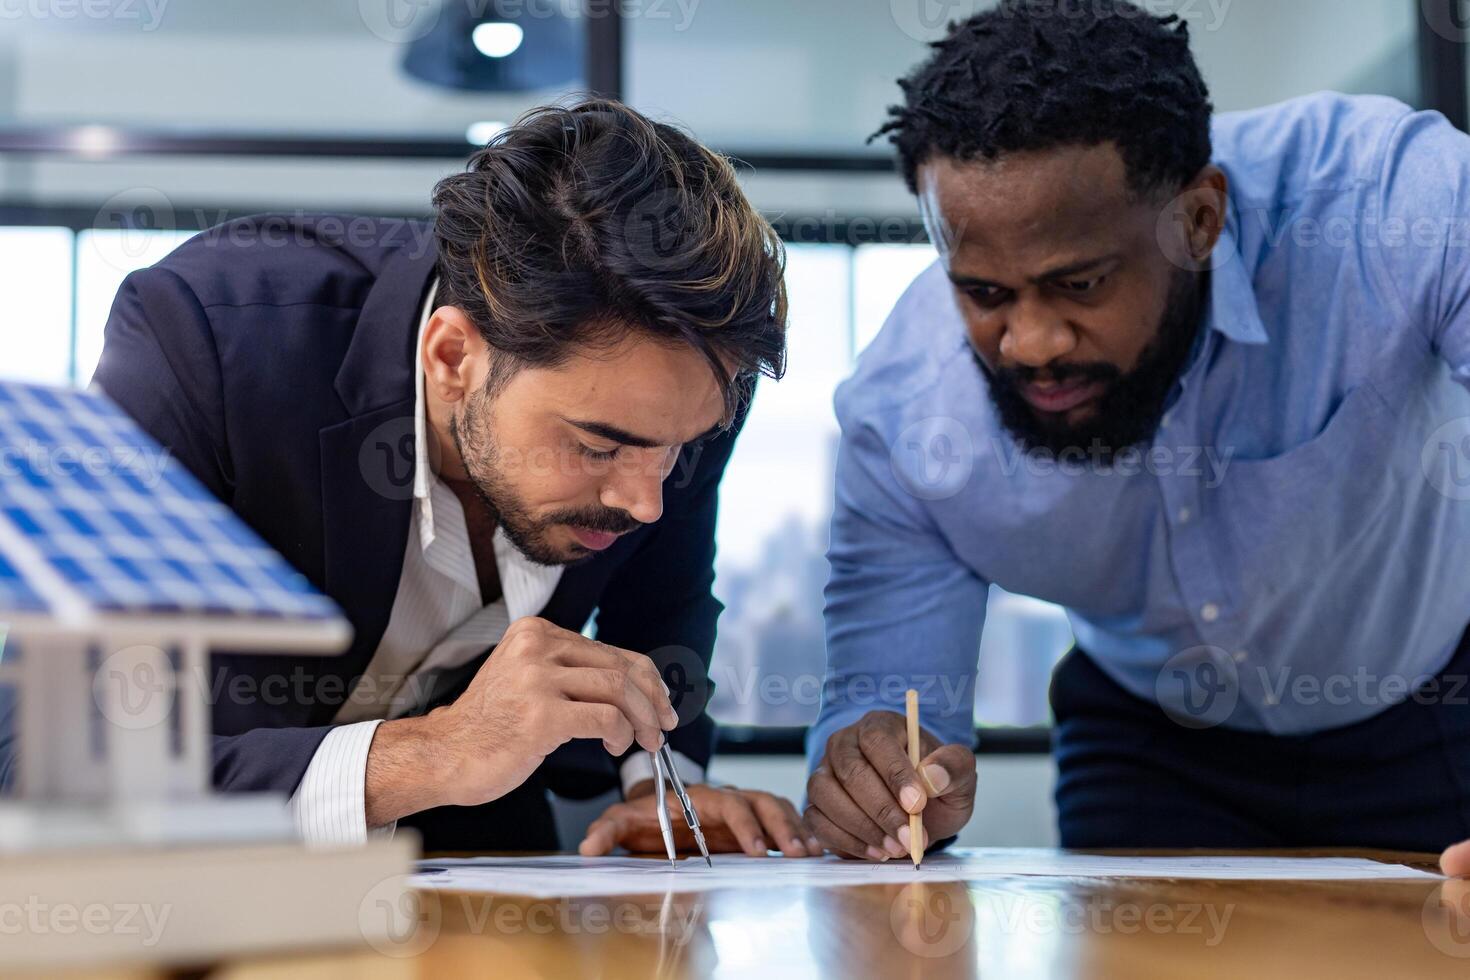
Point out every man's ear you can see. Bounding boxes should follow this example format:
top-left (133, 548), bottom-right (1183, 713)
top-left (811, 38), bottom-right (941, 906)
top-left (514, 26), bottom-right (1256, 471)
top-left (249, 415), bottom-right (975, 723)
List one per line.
top-left (1184, 165), bottom-right (1229, 260)
top-left (1155, 165), bottom-right (1230, 272)
top-left (422, 306), bottom-right (487, 404)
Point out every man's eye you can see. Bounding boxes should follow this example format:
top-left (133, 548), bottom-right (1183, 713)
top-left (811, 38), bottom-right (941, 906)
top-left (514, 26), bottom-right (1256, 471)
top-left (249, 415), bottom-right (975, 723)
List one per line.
top-left (1058, 276), bottom-right (1106, 293)
top-left (966, 285), bottom-right (1008, 307)
top-left (578, 444), bottom-right (619, 462)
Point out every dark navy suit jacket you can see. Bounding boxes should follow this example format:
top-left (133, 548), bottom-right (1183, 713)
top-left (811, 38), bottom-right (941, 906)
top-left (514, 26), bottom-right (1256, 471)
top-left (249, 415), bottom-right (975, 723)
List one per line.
top-left (90, 213), bottom-right (733, 850)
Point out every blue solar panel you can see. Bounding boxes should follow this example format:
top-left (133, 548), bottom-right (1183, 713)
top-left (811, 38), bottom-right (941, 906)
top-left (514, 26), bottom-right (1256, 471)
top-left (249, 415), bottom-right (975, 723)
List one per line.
top-left (0, 551), bottom-right (46, 614)
top-left (0, 381), bottom-right (339, 622)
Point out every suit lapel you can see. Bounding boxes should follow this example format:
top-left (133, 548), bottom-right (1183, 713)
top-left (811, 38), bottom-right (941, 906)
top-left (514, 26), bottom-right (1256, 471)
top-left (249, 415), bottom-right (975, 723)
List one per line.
top-left (315, 401), bottom-right (417, 723)
top-left (310, 238), bottom-right (438, 724)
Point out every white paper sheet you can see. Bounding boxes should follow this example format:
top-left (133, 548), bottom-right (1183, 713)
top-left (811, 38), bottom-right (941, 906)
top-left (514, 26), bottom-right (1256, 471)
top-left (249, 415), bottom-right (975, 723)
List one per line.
top-left (411, 847), bottom-right (1437, 897)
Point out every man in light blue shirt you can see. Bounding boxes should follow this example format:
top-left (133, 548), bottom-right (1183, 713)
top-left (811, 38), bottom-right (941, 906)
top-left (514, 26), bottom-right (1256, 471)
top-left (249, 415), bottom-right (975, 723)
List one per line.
top-left (805, 0), bottom-right (1470, 861)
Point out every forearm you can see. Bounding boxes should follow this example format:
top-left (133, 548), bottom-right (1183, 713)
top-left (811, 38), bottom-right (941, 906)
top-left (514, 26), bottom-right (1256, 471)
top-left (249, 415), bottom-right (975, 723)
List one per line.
top-left (816, 553), bottom-right (988, 766)
top-left (364, 712), bottom-right (454, 828)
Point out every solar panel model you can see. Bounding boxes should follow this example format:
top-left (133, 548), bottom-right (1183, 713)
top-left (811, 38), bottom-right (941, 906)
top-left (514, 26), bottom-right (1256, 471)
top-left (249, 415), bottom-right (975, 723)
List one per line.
top-left (0, 380), bottom-right (413, 970)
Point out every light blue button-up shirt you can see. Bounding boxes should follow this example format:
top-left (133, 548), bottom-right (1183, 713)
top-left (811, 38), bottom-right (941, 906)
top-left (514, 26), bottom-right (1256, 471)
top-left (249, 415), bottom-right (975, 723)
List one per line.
top-left (811, 93), bottom-right (1470, 760)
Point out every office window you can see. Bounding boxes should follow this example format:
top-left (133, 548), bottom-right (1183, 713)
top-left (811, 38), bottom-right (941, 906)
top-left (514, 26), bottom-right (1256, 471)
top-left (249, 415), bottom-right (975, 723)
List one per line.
top-left (0, 226), bottom-right (194, 388)
top-left (852, 243), bottom-right (940, 357)
top-left (0, 227), bottom-right (74, 386)
top-left (710, 244), bottom-right (849, 727)
top-left (976, 589), bottom-right (1075, 728)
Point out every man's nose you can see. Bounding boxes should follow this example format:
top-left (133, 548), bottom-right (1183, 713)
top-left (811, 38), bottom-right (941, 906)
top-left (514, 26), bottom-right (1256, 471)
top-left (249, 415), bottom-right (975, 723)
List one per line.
top-left (601, 456), bottom-right (666, 526)
top-left (999, 297), bottom-right (1078, 368)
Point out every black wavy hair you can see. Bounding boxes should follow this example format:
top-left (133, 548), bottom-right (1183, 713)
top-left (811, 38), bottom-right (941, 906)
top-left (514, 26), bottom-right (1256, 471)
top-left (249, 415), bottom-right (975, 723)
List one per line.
top-left (434, 98), bottom-right (788, 422)
top-left (873, 0), bottom-right (1214, 199)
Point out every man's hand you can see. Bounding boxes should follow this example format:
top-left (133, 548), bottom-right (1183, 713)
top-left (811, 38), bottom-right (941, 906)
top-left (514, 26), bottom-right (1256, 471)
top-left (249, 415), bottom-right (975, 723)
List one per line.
top-left (805, 710), bottom-right (976, 861)
top-left (365, 617), bottom-right (677, 826)
top-left (579, 785), bottom-right (822, 858)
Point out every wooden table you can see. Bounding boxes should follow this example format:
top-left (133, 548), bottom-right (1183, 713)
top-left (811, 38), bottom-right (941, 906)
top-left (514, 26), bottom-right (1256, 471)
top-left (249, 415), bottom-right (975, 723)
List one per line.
top-left (30, 850), bottom-right (1470, 979)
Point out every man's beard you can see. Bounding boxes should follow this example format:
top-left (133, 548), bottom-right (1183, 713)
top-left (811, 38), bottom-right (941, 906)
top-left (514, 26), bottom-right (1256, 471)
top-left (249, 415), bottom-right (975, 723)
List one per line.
top-left (979, 268), bottom-right (1207, 461)
top-left (448, 384), bottom-right (642, 566)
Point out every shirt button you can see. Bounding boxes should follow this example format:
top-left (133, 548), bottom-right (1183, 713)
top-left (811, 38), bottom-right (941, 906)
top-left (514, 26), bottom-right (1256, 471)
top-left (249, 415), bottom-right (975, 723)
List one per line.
top-left (1200, 603), bottom-right (1221, 623)
top-left (1177, 507), bottom-right (1192, 523)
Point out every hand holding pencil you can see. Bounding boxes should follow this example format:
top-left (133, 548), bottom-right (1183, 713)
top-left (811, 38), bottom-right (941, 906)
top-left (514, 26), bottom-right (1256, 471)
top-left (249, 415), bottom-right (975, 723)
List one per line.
top-left (804, 697), bottom-right (979, 863)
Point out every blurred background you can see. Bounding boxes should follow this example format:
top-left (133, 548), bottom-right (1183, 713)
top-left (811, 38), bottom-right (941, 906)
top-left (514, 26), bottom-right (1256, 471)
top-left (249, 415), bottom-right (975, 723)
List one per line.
top-left (0, 0), bottom-right (1461, 844)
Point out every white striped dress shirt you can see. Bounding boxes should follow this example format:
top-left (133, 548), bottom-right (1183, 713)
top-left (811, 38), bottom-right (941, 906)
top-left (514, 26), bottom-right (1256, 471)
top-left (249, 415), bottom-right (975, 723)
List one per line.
top-left (289, 281), bottom-right (700, 845)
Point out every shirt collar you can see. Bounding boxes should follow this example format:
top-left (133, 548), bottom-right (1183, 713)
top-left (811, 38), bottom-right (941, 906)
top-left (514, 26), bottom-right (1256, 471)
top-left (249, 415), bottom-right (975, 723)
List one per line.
top-left (411, 279), bottom-right (439, 510)
top-left (1201, 217), bottom-right (1269, 347)
top-left (410, 278), bottom-right (562, 619)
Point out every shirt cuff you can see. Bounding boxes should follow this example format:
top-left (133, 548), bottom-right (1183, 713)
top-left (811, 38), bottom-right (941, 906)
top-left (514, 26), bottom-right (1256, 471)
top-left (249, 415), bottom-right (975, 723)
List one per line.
top-left (288, 720), bottom-right (395, 846)
top-left (619, 749), bottom-right (704, 797)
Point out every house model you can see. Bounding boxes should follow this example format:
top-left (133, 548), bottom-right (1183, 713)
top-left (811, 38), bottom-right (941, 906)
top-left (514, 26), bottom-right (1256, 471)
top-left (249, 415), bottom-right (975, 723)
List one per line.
top-left (0, 379), bottom-right (415, 969)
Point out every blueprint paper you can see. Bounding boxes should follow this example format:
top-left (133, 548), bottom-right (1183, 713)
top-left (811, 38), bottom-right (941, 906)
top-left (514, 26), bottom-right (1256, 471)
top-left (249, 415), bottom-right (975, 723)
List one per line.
top-left (410, 847), bottom-right (1437, 897)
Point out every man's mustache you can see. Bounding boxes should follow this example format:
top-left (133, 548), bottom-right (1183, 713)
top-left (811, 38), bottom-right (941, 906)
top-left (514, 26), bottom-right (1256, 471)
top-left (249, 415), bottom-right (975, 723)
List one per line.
top-left (548, 506), bottom-right (643, 534)
top-left (992, 361), bottom-right (1121, 389)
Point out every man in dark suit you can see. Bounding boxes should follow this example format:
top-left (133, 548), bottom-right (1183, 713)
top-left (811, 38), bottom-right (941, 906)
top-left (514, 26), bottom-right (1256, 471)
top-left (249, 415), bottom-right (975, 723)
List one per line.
top-left (91, 99), bottom-right (816, 857)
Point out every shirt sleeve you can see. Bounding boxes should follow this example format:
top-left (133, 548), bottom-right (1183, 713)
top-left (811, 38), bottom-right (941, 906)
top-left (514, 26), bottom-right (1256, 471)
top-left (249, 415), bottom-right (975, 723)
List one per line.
top-left (288, 720), bottom-right (396, 846)
top-left (1373, 105), bottom-right (1470, 387)
top-left (618, 749), bottom-right (705, 797)
top-left (808, 395), bottom-right (990, 772)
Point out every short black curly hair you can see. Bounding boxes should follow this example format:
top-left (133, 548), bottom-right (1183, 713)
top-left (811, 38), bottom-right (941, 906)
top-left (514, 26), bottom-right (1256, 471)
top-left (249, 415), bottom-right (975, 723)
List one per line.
top-left (873, 0), bottom-right (1214, 199)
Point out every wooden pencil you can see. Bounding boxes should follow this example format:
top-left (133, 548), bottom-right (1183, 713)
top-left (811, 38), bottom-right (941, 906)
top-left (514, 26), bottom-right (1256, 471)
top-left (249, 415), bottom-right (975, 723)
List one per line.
top-left (905, 688), bottom-right (923, 870)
